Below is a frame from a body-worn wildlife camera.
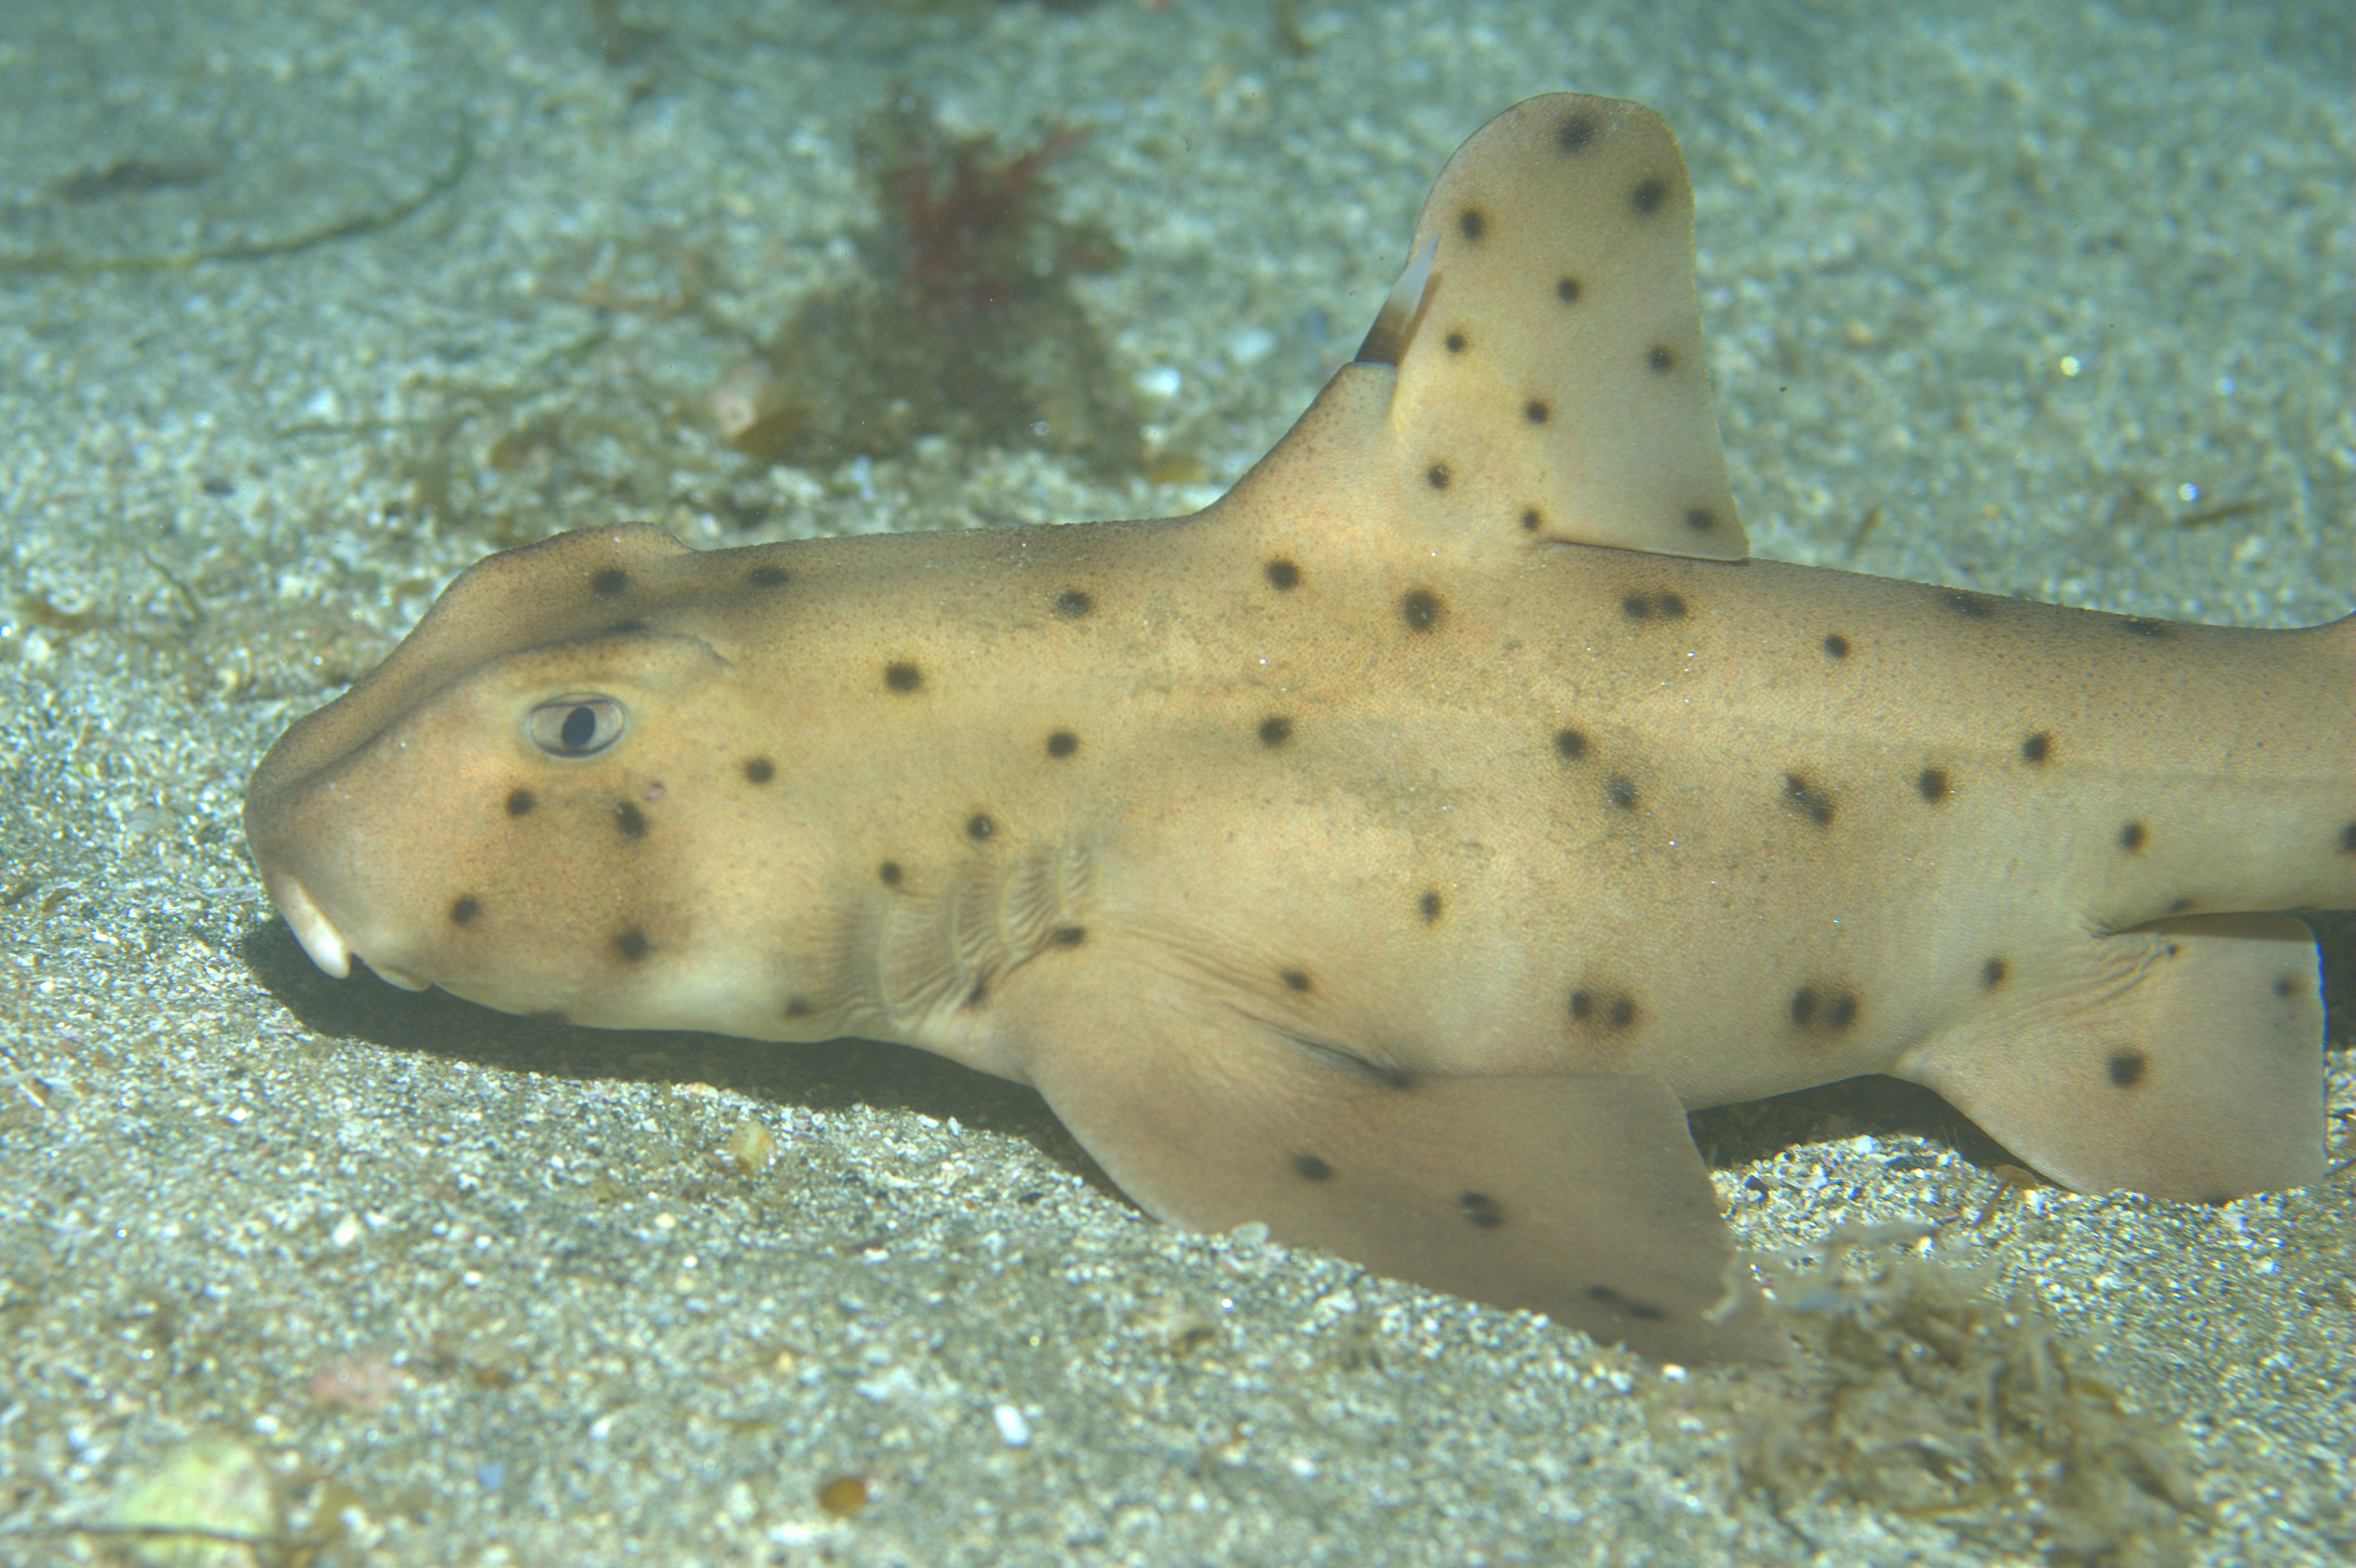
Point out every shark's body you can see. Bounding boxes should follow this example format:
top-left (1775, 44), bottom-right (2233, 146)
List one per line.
top-left (244, 96), bottom-right (2355, 1363)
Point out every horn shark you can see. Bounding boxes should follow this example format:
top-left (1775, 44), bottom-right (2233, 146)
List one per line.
top-left (242, 94), bottom-right (2354, 1364)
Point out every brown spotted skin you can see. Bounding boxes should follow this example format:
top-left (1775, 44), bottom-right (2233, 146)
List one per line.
top-left (245, 94), bottom-right (2355, 1364)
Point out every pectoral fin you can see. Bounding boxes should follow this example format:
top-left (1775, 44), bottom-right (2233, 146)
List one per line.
top-left (1016, 988), bottom-right (1781, 1364)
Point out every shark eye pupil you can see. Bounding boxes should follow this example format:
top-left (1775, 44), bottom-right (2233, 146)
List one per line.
top-left (528, 696), bottom-right (626, 757)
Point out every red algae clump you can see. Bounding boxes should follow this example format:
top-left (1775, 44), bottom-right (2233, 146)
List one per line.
top-left (720, 98), bottom-right (1138, 478)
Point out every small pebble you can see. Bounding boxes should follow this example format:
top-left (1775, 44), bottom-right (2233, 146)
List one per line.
top-left (817, 1474), bottom-right (868, 1516)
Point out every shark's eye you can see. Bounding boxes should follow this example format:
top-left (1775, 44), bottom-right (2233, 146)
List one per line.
top-left (526, 696), bottom-right (626, 757)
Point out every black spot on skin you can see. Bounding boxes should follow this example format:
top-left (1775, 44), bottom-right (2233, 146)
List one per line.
top-left (2167, 897), bottom-right (2194, 914)
top-left (1569, 989), bottom-right (1641, 1031)
top-left (1459, 1192), bottom-right (1504, 1228)
top-left (1617, 591), bottom-right (1687, 621)
top-left (1457, 207), bottom-right (1486, 240)
top-left (1294, 1153), bottom-right (1333, 1181)
top-left (879, 861), bottom-right (903, 887)
top-left (2272, 973), bottom-right (2301, 1000)
top-left (591, 569), bottom-right (630, 599)
top-left (1265, 558), bottom-right (1301, 591)
top-left (1631, 177), bottom-right (1667, 214)
top-left (1917, 767), bottom-right (1949, 803)
top-left (1401, 588), bottom-right (1442, 631)
top-left (2121, 617), bottom-right (2172, 639)
top-left (1444, 330), bottom-right (1467, 354)
top-left (743, 757), bottom-right (775, 784)
top-left (1281, 968), bottom-right (1312, 993)
top-left (1586, 1283), bottom-right (1666, 1322)
top-left (1052, 925), bottom-right (1087, 947)
top-left (967, 813), bottom-right (996, 842)
top-left (1524, 399), bottom-right (1549, 424)
top-left (1822, 634), bottom-right (1850, 659)
top-left (1046, 730), bottom-right (1079, 758)
top-left (615, 928), bottom-right (651, 962)
top-left (1607, 775), bottom-right (1638, 810)
top-left (2107, 1048), bottom-right (2146, 1087)
top-left (616, 801), bottom-right (648, 839)
top-left (1981, 957), bottom-right (2008, 988)
top-left (1418, 889), bottom-right (1443, 923)
top-left (1259, 716), bottom-right (1293, 747)
top-left (1555, 276), bottom-right (1580, 303)
top-left (1555, 728), bottom-right (1589, 761)
top-left (1783, 774), bottom-right (1836, 827)
top-left (1790, 985), bottom-right (1861, 1031)
top-left (1055, 588), bottom-right (1092, 617)
top-left (1646, 345), bottom-right (1674, 372)
top-left (784, 996), bottom-right (812, 1018)
top-left (2021, 732), bottom-right (2053, 764)
top-left (506, 789), bottom-right (535, 817)
top-left (2119, 821), bottom-right (2148, 853)
top-left (1521, 506), bottom-right (1544, 532)
top-left (1684, 508), bottom-right (1717, 534)
top-left (2339, 821), bottom-right (2355, 854)
top-left (884, 662), bottom-right (923, 693)
top-left (1426, 462), bottom-right (1452, 490)
top-left (965, 980), bottom-right (988, 1008)
top-left (747, 565), bottom-right (790, 588)
top-left (1942, 590), bottom-right (1994, 620)
top-left (449, 896), bottom-right (481, 926)
top-left (1555, 114), bottom-right (1596, 152)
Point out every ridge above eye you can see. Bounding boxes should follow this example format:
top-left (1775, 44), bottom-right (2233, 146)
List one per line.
top-left (526, 696), bottom-right (626, 757)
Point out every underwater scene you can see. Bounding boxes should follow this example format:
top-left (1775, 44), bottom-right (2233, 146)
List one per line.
top-left (0, 1), bottom-right (2349, 1564)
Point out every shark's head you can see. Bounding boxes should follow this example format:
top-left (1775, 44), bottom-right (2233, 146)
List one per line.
top-left (244, 526), bottom-right (843, 1035)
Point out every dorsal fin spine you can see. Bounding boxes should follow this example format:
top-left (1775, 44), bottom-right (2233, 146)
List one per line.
top-left (1356, 234), bottom-right (1438, 367)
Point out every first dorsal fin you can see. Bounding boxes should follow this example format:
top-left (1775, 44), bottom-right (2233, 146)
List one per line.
top-left (1382, 93), bottom-right (1745, 560)
top-left (1222, 94), bottom-right (1748, 566)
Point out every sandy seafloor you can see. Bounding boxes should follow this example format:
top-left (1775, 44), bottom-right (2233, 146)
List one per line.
top-left (1, 0), bottom-right (2351, 1563)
